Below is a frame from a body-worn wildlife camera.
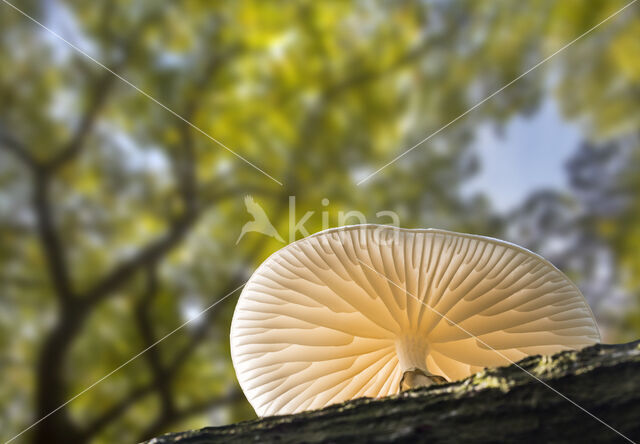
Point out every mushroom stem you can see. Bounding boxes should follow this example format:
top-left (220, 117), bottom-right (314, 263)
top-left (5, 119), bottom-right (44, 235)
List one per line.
top-left (395, 336), bottom-right (447, 392)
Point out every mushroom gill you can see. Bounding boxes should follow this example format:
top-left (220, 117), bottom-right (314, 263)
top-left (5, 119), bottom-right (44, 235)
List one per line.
top-left (230, 225), bottom-right (600, 417)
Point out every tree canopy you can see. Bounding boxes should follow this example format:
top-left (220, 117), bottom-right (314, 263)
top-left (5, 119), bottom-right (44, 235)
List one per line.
top-left (1, 1), bottom-right (639, 442)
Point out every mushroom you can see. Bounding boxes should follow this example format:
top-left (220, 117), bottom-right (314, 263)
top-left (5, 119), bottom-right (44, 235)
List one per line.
top-left (230, 225), bottom-right (600, 416)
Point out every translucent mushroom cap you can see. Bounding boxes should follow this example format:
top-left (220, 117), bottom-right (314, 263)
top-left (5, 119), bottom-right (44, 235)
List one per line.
top-left (230, 225), bottom-right (600, 416)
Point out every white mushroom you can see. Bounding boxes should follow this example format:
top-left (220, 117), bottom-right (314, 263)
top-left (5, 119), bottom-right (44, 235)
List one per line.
top-left (230, 225), bottom-right (600, 416)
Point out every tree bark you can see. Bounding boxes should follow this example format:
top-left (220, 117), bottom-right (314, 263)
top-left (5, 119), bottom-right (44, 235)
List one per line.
top-left (34, 303), bottom-right (89, 444)
top-left (146, 340), bottom-right (640, 444)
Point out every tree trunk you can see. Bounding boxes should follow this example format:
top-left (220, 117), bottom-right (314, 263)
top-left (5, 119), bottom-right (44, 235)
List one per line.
top-left (34, 304), bottom-right (88, 444)
top-left (146, 340), bottom-right (640, 443)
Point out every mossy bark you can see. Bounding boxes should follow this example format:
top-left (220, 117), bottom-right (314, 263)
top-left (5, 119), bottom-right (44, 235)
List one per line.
top-left (147, 341), bottom-right (640, 443)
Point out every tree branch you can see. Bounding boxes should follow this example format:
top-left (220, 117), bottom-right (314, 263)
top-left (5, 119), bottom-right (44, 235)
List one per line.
top-left (163, 277), bottom-right (242, 381)
top-left (0, 132), bottom-right (75, 304)
top-left (81, 42), bottom-right (249, 308)
top-left (32, 171), bottom-right (75, 302)
top-left (172, 43), bottom-right (245, 213)
top-left (322, 38), bottom-right (432, 100)
top-left (46, 8), bottom-right (164, 172)
top-left (80, 156), bottom-right (278, 309)
top-left (83, 271), bottom-right (246, 439)
top-left (0, 129), bottom-right (40, 171)
top-left (173, 119), bottom-right (198, 215)
top-left (135, 266), bottom-right (176, 418)
top-left (146, 342), bottom-right (640, 444)
top-left (165, 213), bottom-right (286, 381)
top-left (46, 71), bottom-right (116, 171)
top-left (137, 388), bottom-right (245, 442)
top-left (83, 211), bottom-right (197, 305)
top-left (81, 383), bottom-right (155, 440)
top-left (28, 8), bottom-right (176, 444)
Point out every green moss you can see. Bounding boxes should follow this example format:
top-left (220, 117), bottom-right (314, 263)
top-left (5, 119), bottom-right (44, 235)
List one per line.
top-left (462, 371), bottom-right (511, 392)
top-left (530, 350), bottom-right (579, 377)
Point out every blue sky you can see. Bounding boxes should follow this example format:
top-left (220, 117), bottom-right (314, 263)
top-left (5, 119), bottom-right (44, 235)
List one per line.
top-left (462, 99), bottom-right (582, 213)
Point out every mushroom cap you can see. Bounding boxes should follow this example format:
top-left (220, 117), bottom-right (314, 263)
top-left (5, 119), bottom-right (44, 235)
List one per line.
top-left (230, 225), bottom-right (600, 416)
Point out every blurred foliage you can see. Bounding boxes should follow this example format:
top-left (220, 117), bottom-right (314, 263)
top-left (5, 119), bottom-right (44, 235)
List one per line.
top-left (0, 0), bottom-right (639, 443)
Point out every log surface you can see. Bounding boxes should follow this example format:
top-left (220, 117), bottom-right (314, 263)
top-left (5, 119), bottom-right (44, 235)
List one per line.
top-left (147, 341), bottom-right (640, 443)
